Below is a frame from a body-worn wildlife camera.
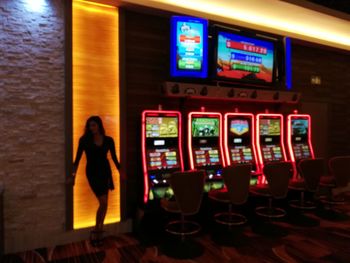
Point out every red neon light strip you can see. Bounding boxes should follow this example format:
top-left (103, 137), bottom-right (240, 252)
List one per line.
top-left (188, 111), bottom-right (225, 169)
top-left (223, 113), bottom-right (260, 173)
top-left (255, 113), bottom-right (287, 178)
top-left (141, 110), bottom-right (184, 203)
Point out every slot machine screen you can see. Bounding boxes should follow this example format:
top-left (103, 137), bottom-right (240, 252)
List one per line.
top-left (230, 147), bottom-right (253, 163)
top-left (292, 119), bottom-right (308, 137)
top-left (192, 117), bottom-right (219, 137)
top-left (262, 145), bottom-right (283, 162)
top-left (292, 119), bottom-right (311, 159)
top-left (292, 144), bottom-right (311, 159)
top-left (146, 117), bottom-right (178, 138)
top-left (230, 119), bottom-right (249, 136)
top-left (194, 147), bottom-right (221, 166)
top-left (260, 118), bottom-right (283, 162)
top-left (259, 118), bottom-right (280, 136)
top-left (147, 148), bottom-right (180, 170)
top-left (229, 119), bottom-right (253, 163)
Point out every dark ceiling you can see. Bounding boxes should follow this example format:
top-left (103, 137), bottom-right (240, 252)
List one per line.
top-left (306, 0), bottom-right (350, 15)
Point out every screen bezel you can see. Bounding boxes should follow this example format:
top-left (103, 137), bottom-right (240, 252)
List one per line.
top-left (170, 16), bottom-right (208, 79)
top-left (212, 25), bottom-right (277, 87)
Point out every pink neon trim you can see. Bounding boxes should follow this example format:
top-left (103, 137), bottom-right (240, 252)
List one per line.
top-left (188, 111), bottom-right (225, 169)
top-left (223, 113), bottom-right (260, 173)
top-left (141, 110), bottom-right (184, 203)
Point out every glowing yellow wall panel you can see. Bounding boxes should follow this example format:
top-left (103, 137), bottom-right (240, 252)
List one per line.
top-left (72, 0), bottom-right (120, 229)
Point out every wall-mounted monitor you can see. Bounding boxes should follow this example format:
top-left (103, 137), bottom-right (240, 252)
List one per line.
top-left (170, 16), bottom-right (208, 78)
top-left (215, 27), bottom-right (276, 85)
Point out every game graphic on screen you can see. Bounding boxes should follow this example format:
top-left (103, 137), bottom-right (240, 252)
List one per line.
top-left (262, 145), bottom-right (283, 162)
top-left (293, 144), bottom-right (311, 160)
top-left (292, 119), bottom-right (309, 136)
top-left (192, 118), bottom-right (219, 137)
top-left (230, 119), bottom-right (249, 136)
top-left (170, 16), bottom-right (208, 78)
top-left (194, 147), bottom-right (221, 166)
top-left (176, 21), bottom-right (204, 71)
top-left (259, 119), bottom-right (281, 136)
top-left (216, 31), bottom-right (274, 83)
top-left (147, 148), bottom-right (179, 170)
top-left (230, 146), bottom-right (253, 163)
top-left (146, 117), bottom-right (178, 138)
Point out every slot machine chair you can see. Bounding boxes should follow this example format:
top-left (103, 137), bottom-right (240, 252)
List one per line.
top-left (317, 156), bottom-right (350, 220)
top-left (288, 158), bottom-right (324, 226)
top-left (289, 158), bottom-right (325, 209)
top-left (160, 170), bottom-right (205, 259)
top-left (209, 164), bottom-right (251, 246)
top-left (250, 162), bottom-right (293, 236)
top-left (209, 164), bottom-right (251, 226)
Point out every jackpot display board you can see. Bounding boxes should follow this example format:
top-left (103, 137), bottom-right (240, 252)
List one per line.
top-left (170, 16), bottom-right (208, 78)
top-left (192, 117), bottom-right (220, 137)
top-left (216, 30), bottom-right (275, 84)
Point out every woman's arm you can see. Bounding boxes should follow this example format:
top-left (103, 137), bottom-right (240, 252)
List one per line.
top-left (73, 137), bottom-right (84, 174)
top-left (109, 137), bottom-right (121, 171)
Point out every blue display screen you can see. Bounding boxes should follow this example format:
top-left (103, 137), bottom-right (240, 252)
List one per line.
top-left (170, 16), bottom-right (208, 78)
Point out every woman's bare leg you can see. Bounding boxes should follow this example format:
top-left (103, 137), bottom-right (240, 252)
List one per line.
top-left (95, 194), bottom-right (108, 232)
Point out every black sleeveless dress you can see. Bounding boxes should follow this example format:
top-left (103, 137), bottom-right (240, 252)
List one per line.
top-left (73, 136), bottom-right (120, 197)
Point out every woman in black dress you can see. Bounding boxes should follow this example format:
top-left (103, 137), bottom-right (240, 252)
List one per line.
top-left (72, 116), bottom-right (121, 246)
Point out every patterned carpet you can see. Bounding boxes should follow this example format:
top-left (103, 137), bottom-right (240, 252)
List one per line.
top-left (3, 194), bottom-right (350, 263)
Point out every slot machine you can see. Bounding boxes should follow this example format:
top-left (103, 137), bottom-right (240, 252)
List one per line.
top-left (256, 113), bottom-right (287, 174)
top-left (224, 112), bottom-right (261, 184)
top-left (188, 111), bottom-right (225, 191)
top-left (142, 110), bottom-right (184, 203)
top-left (287, 113), bottom-right (315, 178)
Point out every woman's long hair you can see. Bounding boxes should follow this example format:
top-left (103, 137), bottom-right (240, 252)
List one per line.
top-left (83, 116), bottom-right (105, 141)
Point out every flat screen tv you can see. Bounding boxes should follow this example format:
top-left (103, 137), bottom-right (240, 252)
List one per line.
top-left (215, 27), bottom-right (276, 85)
top-left (170, 16), bottom-right (208, 78)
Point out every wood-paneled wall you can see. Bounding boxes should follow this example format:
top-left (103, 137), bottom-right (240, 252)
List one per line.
top-left (123, 10), bottom-right (350, 212)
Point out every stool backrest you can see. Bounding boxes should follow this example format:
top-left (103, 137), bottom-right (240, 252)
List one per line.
top-left (170, 170), bottom-right (205, 216)
top-left (264, 162), bottom-right (293, 199)
top-left (222, 164), bottom-right (251, 205)
top-left (329, 156), bottom-right (350, 187)
top-left (298, 158), bottom-right (325, 192)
